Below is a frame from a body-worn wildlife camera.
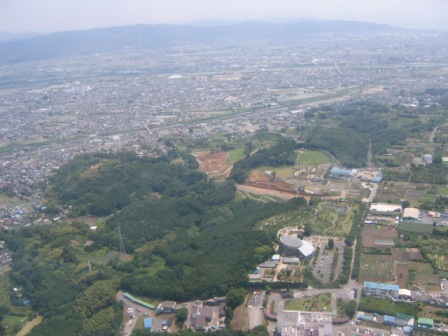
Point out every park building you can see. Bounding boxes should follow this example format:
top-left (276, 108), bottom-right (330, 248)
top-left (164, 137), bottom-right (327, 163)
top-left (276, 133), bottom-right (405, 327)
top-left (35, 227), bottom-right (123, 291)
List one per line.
top-left (279, 235), bottom-right (315, 260)
top-left (276, 310), bottom-right (333, 336)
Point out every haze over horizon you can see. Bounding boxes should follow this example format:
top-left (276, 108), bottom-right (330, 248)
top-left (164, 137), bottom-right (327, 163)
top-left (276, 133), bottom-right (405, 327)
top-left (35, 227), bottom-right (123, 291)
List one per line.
top-left (1, 0), bottom-right (448, 34)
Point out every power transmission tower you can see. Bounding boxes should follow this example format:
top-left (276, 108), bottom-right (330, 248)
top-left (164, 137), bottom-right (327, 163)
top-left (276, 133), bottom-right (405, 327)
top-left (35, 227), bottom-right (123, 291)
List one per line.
top-left (118, 224), bottom-right (127, 255)
top-left (367, 138), bottom-right (375, 168)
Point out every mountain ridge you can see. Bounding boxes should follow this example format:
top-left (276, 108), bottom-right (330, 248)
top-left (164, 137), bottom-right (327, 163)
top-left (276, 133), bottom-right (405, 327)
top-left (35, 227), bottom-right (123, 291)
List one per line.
top-left (0, 21), bottom-right (398, 64)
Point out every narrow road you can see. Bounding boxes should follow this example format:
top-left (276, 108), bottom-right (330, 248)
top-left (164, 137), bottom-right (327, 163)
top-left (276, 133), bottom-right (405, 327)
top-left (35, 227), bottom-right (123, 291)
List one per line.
top-left (430, 126), bottom-right (439, 143)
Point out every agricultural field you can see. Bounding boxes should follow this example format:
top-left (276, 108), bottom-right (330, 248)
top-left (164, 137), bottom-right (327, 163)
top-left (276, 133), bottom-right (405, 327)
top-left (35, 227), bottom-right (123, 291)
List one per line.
top-left (414, 236), bottom-right (448, 255)
top-left (427, 254), bottom-right (448, 271)
top-left (284, 293), bottom-right (332, 312)
top-left (375, 182), bottom-right (408, 204)
top-left (398, 222), bottom-right (434, 233)
top-left (420, 306), bottom-right (448, 326)
top-left (359, 253), bottom-right (395, 283)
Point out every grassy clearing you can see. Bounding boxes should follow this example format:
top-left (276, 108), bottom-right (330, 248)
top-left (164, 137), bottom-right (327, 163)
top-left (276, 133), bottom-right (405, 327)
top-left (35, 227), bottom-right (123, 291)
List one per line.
top-left (226, 148), bottom-right (244, 163)
top-left (0, 274), bottom-right (12, 309)
top-left (297, 151), bottom-right (332, 167)
top-left (284, 293), bottom-right (332, 312)
top-left (76, 250), bottom-right (120, 267)
top-left (3, 315), bottom-right (28, 335)
top-left (257, 166), bottom-right (295, 179)
top-left (16, 316), bottom-right (43, 336)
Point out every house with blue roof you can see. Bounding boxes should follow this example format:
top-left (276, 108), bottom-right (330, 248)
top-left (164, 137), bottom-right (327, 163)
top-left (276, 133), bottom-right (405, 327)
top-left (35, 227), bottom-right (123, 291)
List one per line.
top-left (363, 281), bottom-right (399, 299)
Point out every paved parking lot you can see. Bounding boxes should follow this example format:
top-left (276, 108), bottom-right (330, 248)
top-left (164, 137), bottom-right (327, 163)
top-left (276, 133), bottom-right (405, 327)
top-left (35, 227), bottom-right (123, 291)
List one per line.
top-left (311, 237), bottom-right (344, 283)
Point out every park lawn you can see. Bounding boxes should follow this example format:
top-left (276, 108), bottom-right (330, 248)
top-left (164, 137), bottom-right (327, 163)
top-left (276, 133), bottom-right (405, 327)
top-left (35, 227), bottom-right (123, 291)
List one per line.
top-left (284, 293), bottom-right (332, 312)
top-left (297, 151), bottom-right (332, 167)
top-left (358, 297), bottom-right (417, 316)
top-left (258, 166), bottom-right (295, 179)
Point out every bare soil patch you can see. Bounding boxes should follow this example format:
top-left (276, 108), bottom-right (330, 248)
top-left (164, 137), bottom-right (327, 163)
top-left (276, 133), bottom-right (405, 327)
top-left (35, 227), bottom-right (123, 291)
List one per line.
top-left (194, 151), bottom-right (231, 178)
top-left (245, 170), bottom-right (297, 195)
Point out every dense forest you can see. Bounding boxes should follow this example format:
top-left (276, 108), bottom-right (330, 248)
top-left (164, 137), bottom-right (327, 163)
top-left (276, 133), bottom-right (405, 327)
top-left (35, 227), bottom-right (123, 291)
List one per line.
top-left (306, 102), bottom-right (411, 167)
top-left (4, 150), bottom-right (309, 335)
top-left (7, 224), bottom-right (123, 336)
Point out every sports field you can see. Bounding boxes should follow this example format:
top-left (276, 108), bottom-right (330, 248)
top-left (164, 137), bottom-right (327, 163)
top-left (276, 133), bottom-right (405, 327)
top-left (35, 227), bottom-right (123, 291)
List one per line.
top-left (297, 151), bottom-right (332, 167)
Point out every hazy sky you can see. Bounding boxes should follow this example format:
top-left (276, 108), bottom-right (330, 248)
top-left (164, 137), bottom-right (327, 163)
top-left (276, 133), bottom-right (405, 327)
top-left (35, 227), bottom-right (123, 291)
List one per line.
top-left (1, 0), bottom-right (448, 34)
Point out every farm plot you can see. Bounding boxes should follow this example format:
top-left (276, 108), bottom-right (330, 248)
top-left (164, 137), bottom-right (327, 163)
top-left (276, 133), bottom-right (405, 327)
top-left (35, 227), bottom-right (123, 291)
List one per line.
top-left (361, 226), bottom-right (398, 248)
top-left (413, 273), bottom-right (440, 292)
top-left (427, 254), bottom-right (448, 271)
top-left (398, 222), bottom-right (433, 233)
top-left (359, 253), bottom-right (395, 283)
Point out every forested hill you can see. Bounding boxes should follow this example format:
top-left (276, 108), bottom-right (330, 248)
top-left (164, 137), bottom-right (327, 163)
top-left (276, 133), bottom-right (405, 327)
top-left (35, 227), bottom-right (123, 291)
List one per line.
top-left (0, 21), bottom-right (396, 63)
top-left (7, 151), bottom-right (307, 335)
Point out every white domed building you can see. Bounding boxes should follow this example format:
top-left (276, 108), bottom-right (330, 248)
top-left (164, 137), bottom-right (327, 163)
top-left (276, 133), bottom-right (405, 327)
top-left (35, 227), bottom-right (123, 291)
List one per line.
top-left (279, 235), bottom-right (315, 260)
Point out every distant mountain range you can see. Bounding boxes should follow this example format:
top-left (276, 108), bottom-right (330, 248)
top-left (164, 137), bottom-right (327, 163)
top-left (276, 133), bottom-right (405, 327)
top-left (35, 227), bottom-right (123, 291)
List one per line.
top-left (0, 21), bottom-right (397, 64)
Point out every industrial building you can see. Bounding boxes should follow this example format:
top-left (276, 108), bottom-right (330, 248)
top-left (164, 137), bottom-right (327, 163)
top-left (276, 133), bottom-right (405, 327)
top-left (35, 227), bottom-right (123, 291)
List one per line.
top-left (363, 282), bottom-right (399, 299)
top-left (279, 235), bottom-right (315, 260)
top-left (328, 166), bottom-right (356, 179)
top-left (402, 208), bottom-right (420, 221)
top-left (417, 317), bottom-right (434, 329)
top-left (370, 203), bottom-right (402, 213)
